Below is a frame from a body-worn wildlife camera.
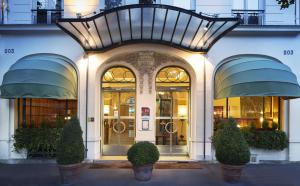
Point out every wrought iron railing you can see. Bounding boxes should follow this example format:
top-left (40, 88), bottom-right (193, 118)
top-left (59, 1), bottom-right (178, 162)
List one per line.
top-left (232, 9), bottom-right (265, 25)
top-left (31, 9), bottom-right (64, 24)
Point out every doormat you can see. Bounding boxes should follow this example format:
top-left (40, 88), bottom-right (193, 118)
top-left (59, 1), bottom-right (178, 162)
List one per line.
top-left (89, 161), bottom-right (203, 169)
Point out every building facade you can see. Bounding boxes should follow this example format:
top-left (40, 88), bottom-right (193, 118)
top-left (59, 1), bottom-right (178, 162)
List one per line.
top-left (1, 0), bottom-right (300, 162)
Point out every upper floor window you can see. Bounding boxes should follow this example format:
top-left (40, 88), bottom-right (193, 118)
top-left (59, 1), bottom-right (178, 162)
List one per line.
top-left (232, 0), bottom-right (265, 25)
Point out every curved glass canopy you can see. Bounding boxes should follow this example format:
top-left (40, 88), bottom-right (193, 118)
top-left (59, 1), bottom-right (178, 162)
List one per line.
top-left (215, 56), bottom-right (300, 99)
top-left (57, 4), bottom-right (239, 53)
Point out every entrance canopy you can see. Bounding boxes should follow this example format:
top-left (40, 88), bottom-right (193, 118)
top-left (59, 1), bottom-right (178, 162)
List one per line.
top-left (215, 57), bottom-right (300, 99)
top-left (57, 4), bottom-right (239, 53)
top-left (0, 54), bottom-right (77, 99)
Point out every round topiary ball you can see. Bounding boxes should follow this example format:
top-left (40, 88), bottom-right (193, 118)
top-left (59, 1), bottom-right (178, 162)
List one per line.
top-left (127, 141), bottom-right (160, 167)
top-left (214, 118), bottom-right (250, 165)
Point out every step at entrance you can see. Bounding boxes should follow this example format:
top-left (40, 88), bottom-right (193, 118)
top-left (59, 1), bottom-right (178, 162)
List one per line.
top-left (90, 161), bottom-right (203, 169)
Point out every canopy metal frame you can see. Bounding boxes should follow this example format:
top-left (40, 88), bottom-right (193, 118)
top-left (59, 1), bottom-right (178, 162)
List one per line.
top-left (57, 4), bottom-right (240, 53)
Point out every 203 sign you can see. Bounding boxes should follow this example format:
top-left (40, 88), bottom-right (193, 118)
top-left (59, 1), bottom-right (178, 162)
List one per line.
top-left (284, 50), bottom-right (294, 56)
top-left (4, 49), bottom-right (14, 54)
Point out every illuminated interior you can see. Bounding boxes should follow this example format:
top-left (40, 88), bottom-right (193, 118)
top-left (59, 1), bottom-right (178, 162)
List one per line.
top-left (213, 96), bottom-right (284, 129)
top-left (101, 67), bottom-right (136, 155)
top-left (155, 67), bottom-right (190, 155)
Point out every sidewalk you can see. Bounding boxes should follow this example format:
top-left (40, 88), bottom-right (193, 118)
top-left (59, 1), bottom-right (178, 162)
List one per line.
top-left (0, 163), bottom-right (300, 186)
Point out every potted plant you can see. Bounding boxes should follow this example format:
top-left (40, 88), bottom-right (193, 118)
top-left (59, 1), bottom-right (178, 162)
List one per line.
top-left (213, 118), bottom-right (250, 183)
top-left (127, 141), bottom-right (160, 181)
top-left (56, 117), bottom-right (85, 185)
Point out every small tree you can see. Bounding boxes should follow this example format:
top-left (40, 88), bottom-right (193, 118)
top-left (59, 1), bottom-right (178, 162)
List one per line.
top-left (213, 118), bottom-right (250, 165)
top-left (56, 117), bottom-right (84, 165)
top-left (276, 0), bottom-right (295, 9)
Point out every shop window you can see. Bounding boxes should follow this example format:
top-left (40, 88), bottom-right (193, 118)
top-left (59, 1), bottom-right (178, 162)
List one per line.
top-left (214, 96), bottom-right (283, 130)
top-left (17, 98), bottom-right (77, 128)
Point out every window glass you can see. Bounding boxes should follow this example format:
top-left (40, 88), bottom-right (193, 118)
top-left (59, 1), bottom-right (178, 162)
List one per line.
top-left (214, 96), bottom-right (282, 129)
top-left (18, 98), bottom-right (77, 128)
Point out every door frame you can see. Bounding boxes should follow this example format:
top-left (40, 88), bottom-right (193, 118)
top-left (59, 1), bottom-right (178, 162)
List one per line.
top-left (100, 66), bottom-right (137, 156)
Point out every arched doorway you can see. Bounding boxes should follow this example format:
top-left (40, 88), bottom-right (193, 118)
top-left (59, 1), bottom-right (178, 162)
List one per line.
top-left (101, 67), bottom-right (136, 156)
top-left (155, 66), bottom-right (191, 156)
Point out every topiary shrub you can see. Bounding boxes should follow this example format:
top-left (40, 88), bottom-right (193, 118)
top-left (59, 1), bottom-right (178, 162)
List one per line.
top-left (127, 141), bottom-right (160, 167)
top-left (56, 117), bottom-right (85, 165)
top-left (241, 127), bottom-right (288, 150)
top-left (213, 118), bottom-right (250, 165)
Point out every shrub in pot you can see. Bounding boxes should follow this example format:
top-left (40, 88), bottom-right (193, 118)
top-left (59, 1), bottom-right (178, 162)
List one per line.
top-left (213, 118), bottom-right (250, 183)
top-left (56, 117), bottom-right (85, 185)
top-left (127, 141), bottom-right (160, 181)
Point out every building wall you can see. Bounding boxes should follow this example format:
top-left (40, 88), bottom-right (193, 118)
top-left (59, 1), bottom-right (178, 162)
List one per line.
top-left (2, 0), bottom-right (299, 25)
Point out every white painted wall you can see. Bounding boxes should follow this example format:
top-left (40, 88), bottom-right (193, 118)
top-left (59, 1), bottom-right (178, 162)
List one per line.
top-left (2, 0), bottom-right (299, 24)
top-left (1, 16), bottom-right (300, 162)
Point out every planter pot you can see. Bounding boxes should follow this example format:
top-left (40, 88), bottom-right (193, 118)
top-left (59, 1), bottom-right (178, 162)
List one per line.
top-left (221, 164), bottom-right (244, 183)
top-left (133, 164), bottom-right (153, 181)
top-left (58, 163), bottom-right (83, 185)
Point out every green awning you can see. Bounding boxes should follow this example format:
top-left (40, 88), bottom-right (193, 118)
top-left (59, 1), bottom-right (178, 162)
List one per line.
top-left (0, 54), bottom-right (77, 99)
top-left (215, 57), bottom-right (300, 99)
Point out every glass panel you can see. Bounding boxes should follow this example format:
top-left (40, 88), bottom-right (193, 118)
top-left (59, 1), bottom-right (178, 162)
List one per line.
top-left (162, 10), bottom-right (179, 42)
top-left (202, 21), bottom-right (236, 49)
top-left (190, 20), bottom-right (208, 49)
top-left (18, 98), bottom-right (77, 128)
top-left (213, 96), bottom-right (282, 129)
top-left (102, 67), bottom-right (136, 155)
top-left (155, 67), bottom-right (190, 155)
top-left (103, 92), bottom-right (135, 145)
top-left (172, 13), bottom-right (190, 44)
top-left (86, 20), bottom-right (103, 48)
top-left (102, 67), bottom-right (135, 91)
top-left (181, 17), bottom-right (201, 47)
top-left (95, 16), bottom-right (112, 47)
top-left (118, 9), bottom-right (131, 41)
top-left (142, 8), bottom-right (154, 39)
top-left (130, 8), bottom-right (142, 39)
top-left (58, 22), bottom-right (87, 48)
top-left (72, 22), bottom-right (97, 49)
top-left (196, 21), bottom-right (225, 50)
top-left (152, 8), bottom-right (167, 40)
top-left (156, 67), bottom-right (190, 91)
top-left (106, 12), bottom-right (122, 43)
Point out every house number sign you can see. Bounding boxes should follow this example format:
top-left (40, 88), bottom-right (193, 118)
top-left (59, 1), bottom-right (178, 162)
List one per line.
top-left (284, 50), bottom-right (294, 56)
top-left (4, 49), bottom-right (15, 54)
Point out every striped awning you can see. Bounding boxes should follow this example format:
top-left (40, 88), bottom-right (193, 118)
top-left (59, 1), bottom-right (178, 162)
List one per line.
top-left (0, 54), bottom-right (77, 99)
top-left (57, 4), bottom-right (239, 53)
top-left (215, 57), bottom-right (300, 99)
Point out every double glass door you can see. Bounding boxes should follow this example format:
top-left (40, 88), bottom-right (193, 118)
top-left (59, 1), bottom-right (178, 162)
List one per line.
top-left (156, 91), bottom-right (189, 155)
top-left (102, 91), bottom-right (135, 155)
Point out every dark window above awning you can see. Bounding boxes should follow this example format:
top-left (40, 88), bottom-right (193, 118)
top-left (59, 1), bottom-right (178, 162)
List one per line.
top-left (56, 4), bottom-right (240, 53)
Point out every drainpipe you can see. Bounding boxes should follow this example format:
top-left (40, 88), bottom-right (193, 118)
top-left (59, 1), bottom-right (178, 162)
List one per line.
top-left (84, 54), bottom-right (89, 158)
top-left (203, 57), bottom-right (207, 160)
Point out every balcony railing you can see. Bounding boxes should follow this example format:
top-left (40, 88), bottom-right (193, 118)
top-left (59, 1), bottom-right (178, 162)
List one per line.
top-left (232, 9), bottom-right (265, 26)
top-left (31, 9), bottom-right (64, 24)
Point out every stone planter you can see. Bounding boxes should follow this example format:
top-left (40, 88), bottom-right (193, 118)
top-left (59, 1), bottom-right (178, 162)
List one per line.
top-left (58, 163), bottom-right (83, 185)
top-left (221, 164), bottom-right (245, 183)
top-left (133, 164), bottom-right (154, 181)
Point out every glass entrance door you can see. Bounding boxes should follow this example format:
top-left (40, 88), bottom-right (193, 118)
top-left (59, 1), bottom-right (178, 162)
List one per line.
top-left (156, 91), bottom-right (189, 155)
top-left (102, 91), bottom-right (135, 155)
top-left (101, 67), bottom-right (136, 156)
top-left (155, 67), bottom-right (190, 156)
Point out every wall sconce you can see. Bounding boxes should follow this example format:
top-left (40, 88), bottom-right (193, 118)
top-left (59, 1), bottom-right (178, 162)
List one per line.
top-left (104, 105), bottom-right (110, 115)
top-left (178, 105), bottom-right (187, 118)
